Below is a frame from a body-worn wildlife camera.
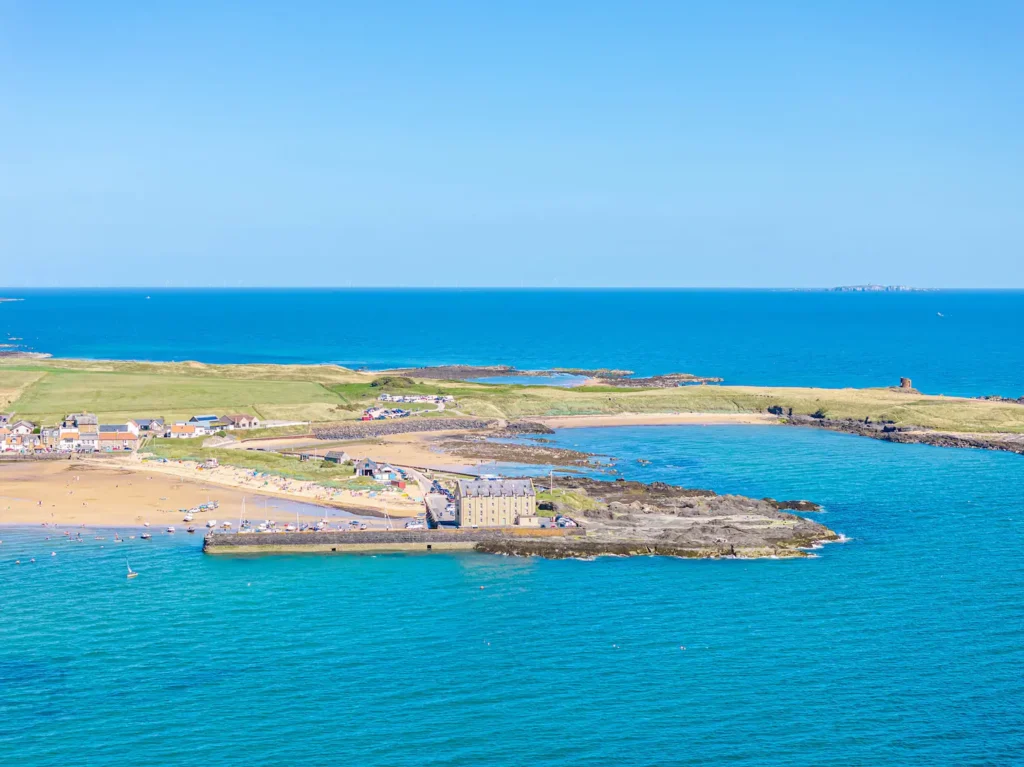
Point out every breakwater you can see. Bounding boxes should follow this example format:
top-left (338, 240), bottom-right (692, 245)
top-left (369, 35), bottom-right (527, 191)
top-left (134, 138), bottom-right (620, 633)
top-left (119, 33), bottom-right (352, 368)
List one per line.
top-left (311, 417), bottom-right (494, 440)
top-left (203, 526), bottom-right (585, 555)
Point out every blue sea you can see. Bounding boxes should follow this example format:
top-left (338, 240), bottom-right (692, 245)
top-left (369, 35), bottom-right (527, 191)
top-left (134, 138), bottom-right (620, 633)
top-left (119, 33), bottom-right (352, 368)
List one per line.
top-left (2, 288), bottom-right (1024, 396)
top-left (2, 288), bottom-right (1024, 764)
top-left (2, 425), bottom-right (1023, 766)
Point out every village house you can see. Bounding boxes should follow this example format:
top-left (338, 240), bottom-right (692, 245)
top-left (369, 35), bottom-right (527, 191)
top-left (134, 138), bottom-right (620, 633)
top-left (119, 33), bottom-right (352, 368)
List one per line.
top-left (323, 450), bottom-right (352, 465)
top-left (456, 478), bottom-right (537, 528)
top-left (9, 420), bottom-right (35, 436)
top-left (134, 417), bottom-right (165, 434)
top-left (99, 430), bottom-right (139, 451)
top-left (61, 413), bottom-right (99, 450)
top-left (97, 422), bottom-right (140, 451)
top-left (221, 414), bottom-right (260, 430)
top-left (373, 464), bottom-right (398, 482)
top-left (169, 423), bottom-right (200, 439)
top-left (40, 426), bottom-right (60, 447)
top-left (59, 431), bottom-right (82, 451)
top-left (354, 458), bottom-right (379, 477)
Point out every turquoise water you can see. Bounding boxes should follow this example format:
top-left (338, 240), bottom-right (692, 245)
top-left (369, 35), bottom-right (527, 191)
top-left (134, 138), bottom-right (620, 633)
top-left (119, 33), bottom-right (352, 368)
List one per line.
top-left (3, 288), bottom-right (1024, 395)
top-left (3, 425), bottom-right (1022, 765)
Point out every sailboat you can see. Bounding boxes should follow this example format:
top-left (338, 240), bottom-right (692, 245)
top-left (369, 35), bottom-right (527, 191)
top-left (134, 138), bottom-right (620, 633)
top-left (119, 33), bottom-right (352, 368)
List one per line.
top-left (126, 561), bottom-right (138, 579)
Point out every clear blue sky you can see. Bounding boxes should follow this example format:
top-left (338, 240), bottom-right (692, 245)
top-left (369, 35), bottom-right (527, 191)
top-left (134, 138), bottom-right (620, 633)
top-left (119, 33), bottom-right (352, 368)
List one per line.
top-left (2, 1), bottom-right (1022, 287)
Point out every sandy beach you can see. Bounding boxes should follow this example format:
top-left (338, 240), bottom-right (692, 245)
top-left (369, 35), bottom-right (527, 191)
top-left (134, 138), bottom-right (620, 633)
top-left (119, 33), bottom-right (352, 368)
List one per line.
top-left (0, 459), bottom-right (275, 528)
top-left (0, 456), bottom-right (422, 528)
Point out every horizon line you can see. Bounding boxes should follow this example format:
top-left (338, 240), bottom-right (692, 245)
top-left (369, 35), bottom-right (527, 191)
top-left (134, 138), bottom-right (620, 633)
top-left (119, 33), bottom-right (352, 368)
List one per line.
top-left (4, 286), bottom-right (1023, 292)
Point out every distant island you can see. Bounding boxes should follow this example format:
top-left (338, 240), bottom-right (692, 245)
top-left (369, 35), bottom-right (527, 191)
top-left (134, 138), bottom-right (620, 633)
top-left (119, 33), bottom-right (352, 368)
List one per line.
top-left (829, 285), bottom-right (930, 293)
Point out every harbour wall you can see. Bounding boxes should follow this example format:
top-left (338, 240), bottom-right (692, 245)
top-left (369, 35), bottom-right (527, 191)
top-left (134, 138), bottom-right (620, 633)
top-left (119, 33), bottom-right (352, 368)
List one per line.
top-left (203, 526), bottom-right (585, 555)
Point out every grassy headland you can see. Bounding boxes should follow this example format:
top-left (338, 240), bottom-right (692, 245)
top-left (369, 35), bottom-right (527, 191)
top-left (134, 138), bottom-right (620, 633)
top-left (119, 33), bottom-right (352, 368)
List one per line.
top-left (2, 357), bottom-right (1023, 435)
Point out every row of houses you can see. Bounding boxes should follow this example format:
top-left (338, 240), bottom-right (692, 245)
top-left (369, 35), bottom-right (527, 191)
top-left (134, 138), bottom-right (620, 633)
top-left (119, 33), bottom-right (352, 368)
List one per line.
top-left (377, 393), bottom-right (455, 404)
top-left (166, 413), bottom-right (261, 439)
top-left (1, 412), bottom-right (148, 453)
top-left (0, 411), bottom-right (262, 453)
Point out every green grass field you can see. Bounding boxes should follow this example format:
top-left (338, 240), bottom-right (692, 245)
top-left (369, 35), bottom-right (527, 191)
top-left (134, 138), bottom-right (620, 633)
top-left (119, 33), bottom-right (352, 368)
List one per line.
top-left (3, 358), bottom-right (1024, 434)
top-left (145, 438), bottom-right (357, 482)
top-left (4, 367), bottom-right (342, 424)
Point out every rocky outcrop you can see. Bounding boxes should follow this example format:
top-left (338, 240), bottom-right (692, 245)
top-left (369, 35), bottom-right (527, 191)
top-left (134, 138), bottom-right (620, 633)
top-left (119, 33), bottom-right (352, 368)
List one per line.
top-left (439, 436), bottom-right (596, 467)
top-left (765, 498), bottom-right (822, 512)
top-left (527, 477), bottom-right (839, 558)
top-left (384, 365), bottom-right (636, 380)
top-left (976, 394), bottom-right (1024, 405)
top-left (499, 421), bottom-right (556, 435)
top-left (379, 364), bottom-right (721, 387)
top-left (787, 415), bottom-right (1024, 455)
top-left (595, 372), bottom-right (724, 388)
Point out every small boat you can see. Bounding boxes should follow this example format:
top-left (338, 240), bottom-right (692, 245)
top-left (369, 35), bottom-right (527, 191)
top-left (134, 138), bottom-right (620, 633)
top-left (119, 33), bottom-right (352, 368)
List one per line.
top-left (186, 526), bottom-right (196, 534)
top-left (143, 522), bottom-right (150, 527)
top-left (140, 533), bottom-right (152, 539)
top-left (166, 526), bottom-right (176, 533)
top-left (126, 561), bottom-right (138, 579)
top-left (206, 520), bottom-right (217, 528)
top-left (113, 533), bottom-right (122, 542)
top-left (183, 513), bottom-right (194, 522)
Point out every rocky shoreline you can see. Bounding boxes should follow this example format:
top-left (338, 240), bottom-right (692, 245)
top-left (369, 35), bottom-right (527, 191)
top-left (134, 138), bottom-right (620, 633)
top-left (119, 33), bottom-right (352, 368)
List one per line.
top-left (786, 415), bottom-right (1024, 455)
top-left (485, 477), bottom-right (837, 559)
top-left (381, 364), bottom-right (722, 386)
top-left (438, 434), bottom-right (600, 468)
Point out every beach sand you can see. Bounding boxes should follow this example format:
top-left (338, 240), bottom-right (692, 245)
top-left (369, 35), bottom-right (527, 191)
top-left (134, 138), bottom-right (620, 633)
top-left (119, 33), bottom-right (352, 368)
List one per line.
top-left (0, 459), bottom-right (274, 528)
top-left (0, 456), bottom-right (422, 528)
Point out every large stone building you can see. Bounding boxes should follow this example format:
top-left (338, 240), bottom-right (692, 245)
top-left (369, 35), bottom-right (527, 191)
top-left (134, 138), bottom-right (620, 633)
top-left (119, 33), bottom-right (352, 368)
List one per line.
top-left (456, 478), bottom-right (537, 528)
